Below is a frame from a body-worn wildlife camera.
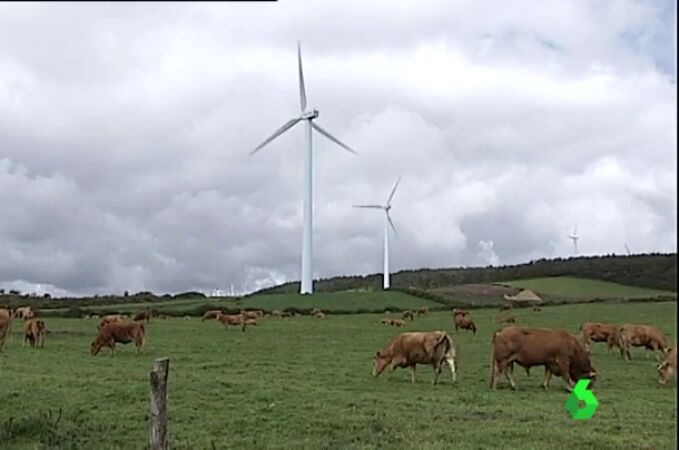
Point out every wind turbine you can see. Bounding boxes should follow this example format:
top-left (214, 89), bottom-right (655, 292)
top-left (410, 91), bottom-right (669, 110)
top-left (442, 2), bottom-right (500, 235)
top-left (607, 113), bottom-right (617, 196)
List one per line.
top-left (625, 244), bottom-right (631, 256)
top-left (353, 177), bottom-right (401, 290)
top-left (249, 42), bottom-right (357, 295)
top-left (567, 224), bottom-right (579, 255)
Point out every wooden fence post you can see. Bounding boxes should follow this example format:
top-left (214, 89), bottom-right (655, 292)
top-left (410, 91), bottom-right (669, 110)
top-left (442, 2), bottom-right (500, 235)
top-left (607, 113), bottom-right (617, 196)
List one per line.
top-left (150, 357), bottom-right (170, 450)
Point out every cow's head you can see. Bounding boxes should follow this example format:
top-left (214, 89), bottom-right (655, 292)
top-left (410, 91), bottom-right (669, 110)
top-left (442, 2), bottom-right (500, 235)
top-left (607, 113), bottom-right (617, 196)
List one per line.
top-left (90, 339), bottom-right (103, 356)
top-left (372, 351), bottom-right (391, 377)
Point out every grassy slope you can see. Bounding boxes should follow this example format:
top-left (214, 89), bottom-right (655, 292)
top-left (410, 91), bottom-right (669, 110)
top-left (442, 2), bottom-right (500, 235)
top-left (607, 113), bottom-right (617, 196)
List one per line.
top-left (0, 302), bottom-right (676, 449)
top-left (501, 276), bottom-right (676, 299)
top-left (68, 291), bottom-right (444, 315)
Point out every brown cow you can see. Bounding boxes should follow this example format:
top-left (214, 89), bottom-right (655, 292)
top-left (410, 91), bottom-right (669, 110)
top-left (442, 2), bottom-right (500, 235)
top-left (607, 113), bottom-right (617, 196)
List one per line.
top-left (372, 331), bottom-right (457, 385)
top-left (24, 318), bottom-right (46, 348)
top-left (241, 318), bottom-right (258, 332)
top-left (90, 321), bottom-right (145, 356)
top-left (579, 322), bottom-right (622, 353)
top-left (241, 310), bottom-right (261, 320)
top-left (381, 318), bottom-right (393, 325)
top-left (133, 310), bottom-right (151, 323)
top-left (657, 346), bottom-right (677, 385)
top-left (416, 307), bottom-right (430, 316)
top-left (0, 308), bottom-right (13, 350)
top-left (490, 326), bottom-right (597, 392)
top-left (402, 310), bottom-right (415, 321)
top-left (619, 324), bottom-right (671, 361)
top-left (310, 308), bottom-right (322, 316)
top-left (218, 313), bottom-right (244, 330)
top-left (202, 310), bottom-right (222, 322)
top-left (313, 311), bottom-right (326, 319)
top-left (98, 314), bottom-right (128, 330)
top-left (454, 314), bottom-right (477, 335)
top-left (390, 319), bottom-right (406, 327)
top-left (13, 306), bottom-right (32, 320)
top-left (452, 309), bottom-right (469, 317)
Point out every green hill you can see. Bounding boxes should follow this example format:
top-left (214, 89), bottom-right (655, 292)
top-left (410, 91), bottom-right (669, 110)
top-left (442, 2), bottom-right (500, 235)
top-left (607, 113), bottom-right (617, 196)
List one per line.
top-left (256, 253), bottom-right (677, 295)
top-left (499, 276), bottom-right (677, 300)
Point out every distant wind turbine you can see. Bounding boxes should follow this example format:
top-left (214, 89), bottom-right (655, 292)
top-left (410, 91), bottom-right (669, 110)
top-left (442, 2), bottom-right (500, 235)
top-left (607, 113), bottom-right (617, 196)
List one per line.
top-left (249, 42), bottom-right (358, 295)
top-left (353, 177), bottom-right (401, 290)
top-left (625, 244), bottom-right (631, 256)
top-left (567, 224), bottom-right (579, 255)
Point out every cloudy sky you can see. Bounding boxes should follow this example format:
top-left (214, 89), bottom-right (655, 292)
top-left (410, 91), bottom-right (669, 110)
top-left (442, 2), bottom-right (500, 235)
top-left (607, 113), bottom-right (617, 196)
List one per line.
top-left (0, 1), bottom-right (676, 296)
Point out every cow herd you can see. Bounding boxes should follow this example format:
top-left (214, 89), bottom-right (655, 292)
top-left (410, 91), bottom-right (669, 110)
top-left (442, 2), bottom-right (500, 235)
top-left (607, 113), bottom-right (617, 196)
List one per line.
top-left (371, 308), bottom-right (677, 390)
top-left (1, 303), bottom-right (676, 389)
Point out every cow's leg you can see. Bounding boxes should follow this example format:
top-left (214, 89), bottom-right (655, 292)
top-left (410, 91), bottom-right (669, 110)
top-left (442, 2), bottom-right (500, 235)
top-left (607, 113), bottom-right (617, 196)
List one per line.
top-left (556, 358), bottom-right (574, 392)
top-left (542, 367), bottom-right (552, 389)
top-left (454, 324), bottom-right (459, 333)
top-left (445, 355), bottom-right (457, 383)
top-left (504, 363), bottom-right (517, 390)
top-left (411, 365), bottom-right (416, 384)
top-left (432, 362), bottom-right (442, 385)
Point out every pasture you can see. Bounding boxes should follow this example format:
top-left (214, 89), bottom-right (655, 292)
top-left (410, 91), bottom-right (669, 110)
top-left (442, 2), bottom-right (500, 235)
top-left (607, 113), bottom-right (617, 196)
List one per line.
top-left (0, 301), bottom-right (676, 449)
top-left (500, 276), bottom-right (677, 300)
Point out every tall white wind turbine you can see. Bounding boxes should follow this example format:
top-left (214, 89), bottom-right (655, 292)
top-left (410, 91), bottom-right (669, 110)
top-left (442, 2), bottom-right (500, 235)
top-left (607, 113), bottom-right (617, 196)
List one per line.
top-left (567, 224), bottom-right (579, 255)
top-left (625, 244), bottom-right (631, 256)
top-left (353, 177), bottom-right (401, 290)
top-left (249, 42), bottom-right (357, 295)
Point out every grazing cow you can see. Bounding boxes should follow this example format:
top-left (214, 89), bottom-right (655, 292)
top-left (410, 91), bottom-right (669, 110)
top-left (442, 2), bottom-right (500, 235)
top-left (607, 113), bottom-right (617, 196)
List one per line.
top-left (454, 314), bottom-right (477, 335)
top-left (217, 313), bottom-right (244, 329)
top-left (372, 331), bottom-right (457, 385)
top-left (98, 314), bottom-right (128, 330)
top-left (13, 306), bottom-right (32, 320)
top-left (313, 311), bottom-right (326, 319)
top-left (241, 318), bottom-right (258, 332)
top-left (24, 318), bottom-right (46, 348)
top-left (241, 311), bottom-right (263, 320)
top-left (532, 307), bottom-right (542, 312)
top-left (452, 309), bottom-right (469, 317)
top-left (381, 318), bottom-right (393, 325)
top-left (272, 310), bottom-right (283, 317)
top-left (0, 308), bottom-right (12, 350)
top-left (280, 311), bottom-right (291, 318)
top-left (402, 310), bottom-right (415, 321)
top-left (390, 319), bottom-right (406, 327)
top-left (657, 346), bottom-right (677, 385)
top-left (133, 310), bottom-right (151, 323)
top-left (310, 308), bottom-right (322, 316)
top-left (201, 310), bottom-right (222, 322)
top-left (416, 307), bottom-right (430, 316)
top-left (619, 324), bottom-right (671, 361)
top-left (490, 326), bottom-right (597, 392)
top-left (90, 321), bottom-right (145, 356)
top-left (579, 322), bottom-right (622, 353)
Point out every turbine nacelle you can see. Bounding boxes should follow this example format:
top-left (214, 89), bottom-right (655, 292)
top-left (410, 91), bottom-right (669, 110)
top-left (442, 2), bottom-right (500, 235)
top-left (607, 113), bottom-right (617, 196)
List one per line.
top-left (301, 109), bottom-right (319, 120)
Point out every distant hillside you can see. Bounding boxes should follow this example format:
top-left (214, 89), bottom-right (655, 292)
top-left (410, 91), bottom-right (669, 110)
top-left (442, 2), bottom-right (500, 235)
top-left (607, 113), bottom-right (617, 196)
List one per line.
top-left (501, 277), bottom-right (676, 300)
top-left (254, 253), bottom-right (677, 295)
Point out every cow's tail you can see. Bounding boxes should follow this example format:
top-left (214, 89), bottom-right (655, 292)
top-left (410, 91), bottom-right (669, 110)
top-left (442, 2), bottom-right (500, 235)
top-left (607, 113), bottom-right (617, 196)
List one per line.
top-left (436, 331), bottom-right (456, 360)
top-left (489, 329), bottom-right (501, 388)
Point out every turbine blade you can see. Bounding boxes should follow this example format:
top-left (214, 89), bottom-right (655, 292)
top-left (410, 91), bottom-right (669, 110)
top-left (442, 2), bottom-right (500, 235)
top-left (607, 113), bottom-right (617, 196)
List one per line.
top-left (573, 224), bottom-right (578, 235)
top-left (387, 211), bottom-right (398, 236)
top-left (311, 122), bottom-right (357, 155)
top-left (297, 41), bottom-right (307, 112)
top-left (386, 176), bottom-right (401, 206)
top-left (353, 204), bottom-right (383, 209)
top-left (249, 117), bottom-right (302, 155)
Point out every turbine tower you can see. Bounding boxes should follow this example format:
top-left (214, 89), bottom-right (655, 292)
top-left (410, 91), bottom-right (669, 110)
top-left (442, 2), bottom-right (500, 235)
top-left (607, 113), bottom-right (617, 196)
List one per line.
top-left (353, 177), bottom-right (401, 290)
top-left (567, 224), bottom-right (579, 255)
top-left (625, 244), bottom-right (631, 256)
top-left (249, 42), bottom-right (357, 295)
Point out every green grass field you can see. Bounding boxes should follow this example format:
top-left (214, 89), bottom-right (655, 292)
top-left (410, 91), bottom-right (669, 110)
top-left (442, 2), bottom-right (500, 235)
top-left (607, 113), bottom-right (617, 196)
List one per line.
top-left (500, 276), bottom-right (676, 300)
top-left (0, 301), bottom-right (676, 449)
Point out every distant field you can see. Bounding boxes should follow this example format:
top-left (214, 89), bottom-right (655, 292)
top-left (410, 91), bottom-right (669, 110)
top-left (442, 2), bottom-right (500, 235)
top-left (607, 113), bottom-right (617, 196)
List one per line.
top-left (0, 302), bottom-right (675, 449)
top-left (500, 276), bottom-right (677, 300)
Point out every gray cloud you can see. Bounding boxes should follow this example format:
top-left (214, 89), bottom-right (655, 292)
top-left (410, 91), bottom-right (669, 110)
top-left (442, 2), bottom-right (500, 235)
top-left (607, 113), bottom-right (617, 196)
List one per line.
top-left (0, 1), bottom-right (675, 295)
